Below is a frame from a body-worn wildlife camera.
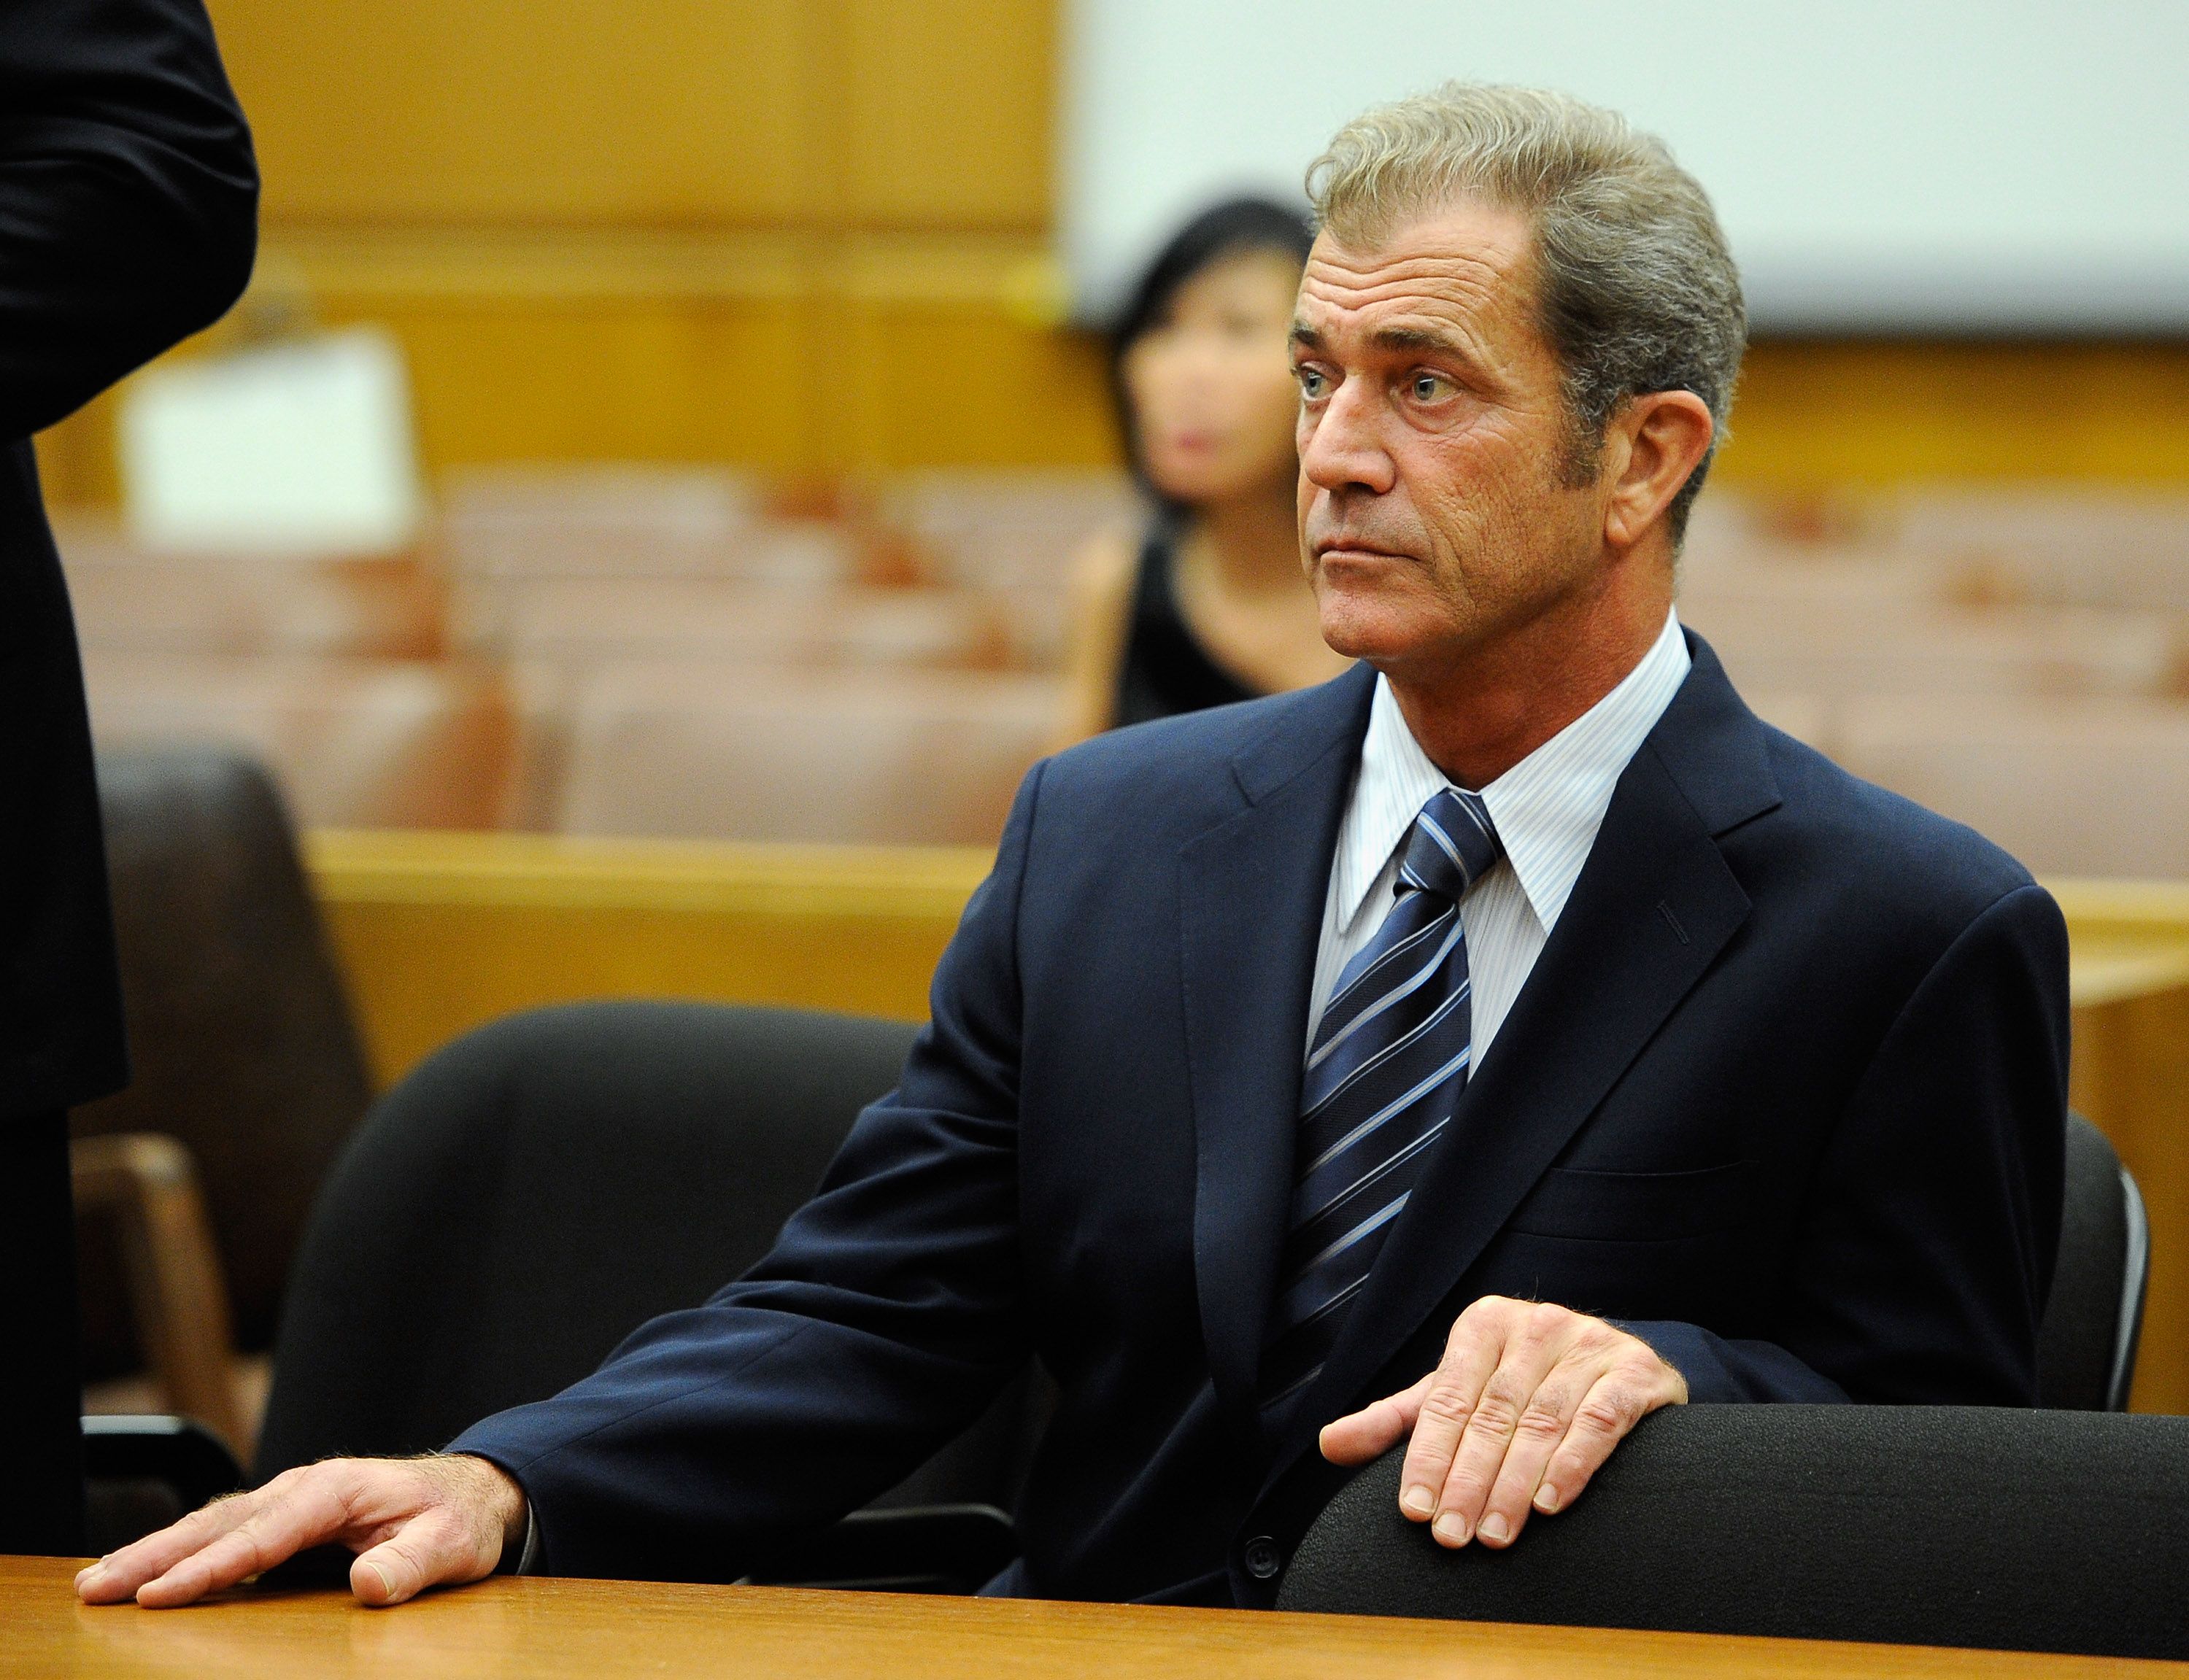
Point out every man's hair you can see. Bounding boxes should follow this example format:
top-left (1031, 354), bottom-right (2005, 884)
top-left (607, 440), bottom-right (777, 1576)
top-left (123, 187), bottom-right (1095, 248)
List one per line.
top-left (1306, 82), bottom-right (1745, 540)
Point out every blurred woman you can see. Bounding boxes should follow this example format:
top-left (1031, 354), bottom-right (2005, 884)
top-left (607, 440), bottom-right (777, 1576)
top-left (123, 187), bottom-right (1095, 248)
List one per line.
top-left (1061, 199), bottom-right (1348, 742)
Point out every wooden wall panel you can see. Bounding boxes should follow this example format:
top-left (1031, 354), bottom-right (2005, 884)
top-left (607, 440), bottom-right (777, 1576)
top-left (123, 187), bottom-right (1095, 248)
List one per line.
top-left (39, 1), bottom-right (2189, 495)
top-left (204, 0), bottom-right (824, 224)
top-left (845, 304), bottom-right (1111, 468)
top-left (843, 0), bottom-right (1054, 230)
top-left (1721, 340), bottom-right (2189, 492)
top-left (336, 298), bottom-right (819, 471)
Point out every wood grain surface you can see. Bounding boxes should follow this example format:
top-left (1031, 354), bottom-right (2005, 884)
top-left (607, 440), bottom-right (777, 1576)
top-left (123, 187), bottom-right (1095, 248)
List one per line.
top-left (8, 1556), bottom-right (2182, 1679)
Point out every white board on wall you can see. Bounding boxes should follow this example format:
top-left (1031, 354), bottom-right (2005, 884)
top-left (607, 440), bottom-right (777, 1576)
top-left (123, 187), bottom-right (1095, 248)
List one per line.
top-left (1063, 0), bottom-right (2189, 333)
top-left (119, 327), bottom-right (425, 557)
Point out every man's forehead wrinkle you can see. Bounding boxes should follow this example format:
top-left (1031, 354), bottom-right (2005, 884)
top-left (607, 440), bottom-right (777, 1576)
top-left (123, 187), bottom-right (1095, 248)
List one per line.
top-left (1308, 225), bottom-right (1526, 282)
top-left (1301, 252), bottom-right (1512, 306)
top-left (1295, 270), bottom-right (1512, 356)
top-left (1299, 250), bottom-right (1516, 334)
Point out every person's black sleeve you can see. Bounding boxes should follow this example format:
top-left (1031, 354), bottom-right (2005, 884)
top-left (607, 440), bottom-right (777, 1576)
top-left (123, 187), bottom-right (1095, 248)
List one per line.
top-left (0, 0), bottom-right (258, 441)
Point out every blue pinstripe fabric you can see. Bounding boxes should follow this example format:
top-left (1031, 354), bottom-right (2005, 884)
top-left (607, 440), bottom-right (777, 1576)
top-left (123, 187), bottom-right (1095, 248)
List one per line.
top-left (1259, 787), bottom-right (1503, 1418)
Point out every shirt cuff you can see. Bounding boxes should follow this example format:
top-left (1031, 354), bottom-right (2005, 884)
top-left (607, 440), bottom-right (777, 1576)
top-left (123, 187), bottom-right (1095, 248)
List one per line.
top-left (511, 1505), bottom-right (542, 1575)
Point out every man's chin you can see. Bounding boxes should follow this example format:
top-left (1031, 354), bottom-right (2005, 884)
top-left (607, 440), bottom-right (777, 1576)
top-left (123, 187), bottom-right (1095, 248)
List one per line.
top-left (1316, 600), bottom-right (1445, 667)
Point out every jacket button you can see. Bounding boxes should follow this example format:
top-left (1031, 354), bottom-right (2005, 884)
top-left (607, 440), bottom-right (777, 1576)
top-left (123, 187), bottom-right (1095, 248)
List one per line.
top-left (1243, 1536), bottom-right (1282, 1580)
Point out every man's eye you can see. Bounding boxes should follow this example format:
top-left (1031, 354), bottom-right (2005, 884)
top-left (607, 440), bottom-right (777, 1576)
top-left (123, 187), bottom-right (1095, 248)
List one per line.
top-left (1410, 373), bottom-right (1451, 401)
top-left (1296, 368), bottom-right (1327, 399)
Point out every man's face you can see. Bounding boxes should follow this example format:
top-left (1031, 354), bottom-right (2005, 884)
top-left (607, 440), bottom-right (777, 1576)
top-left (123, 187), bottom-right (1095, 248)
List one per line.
top-left (1292, 201), bottom-right (1607, 678)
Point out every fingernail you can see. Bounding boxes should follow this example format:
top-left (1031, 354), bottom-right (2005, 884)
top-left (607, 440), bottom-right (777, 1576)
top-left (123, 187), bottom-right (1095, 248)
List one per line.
top-left (1432, 1513), bottom-right (1470, 1546)
top-left (1400, 1485), bottom-right (1435, 1519)
top-left (361, 1561), bottom-right (395, 1600)
top-left (1479, 1513), bottom-right (1510, 1544)
top-left (1534, 1482), bottom-right (1561, 1513)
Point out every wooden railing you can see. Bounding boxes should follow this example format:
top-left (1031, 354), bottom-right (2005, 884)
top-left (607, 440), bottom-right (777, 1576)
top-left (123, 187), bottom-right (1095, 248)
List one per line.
top-left (305, 831), bottom-right (2189, 1415)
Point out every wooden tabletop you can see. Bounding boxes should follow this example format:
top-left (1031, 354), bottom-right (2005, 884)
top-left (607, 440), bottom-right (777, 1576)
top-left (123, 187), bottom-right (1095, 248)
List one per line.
top-left (7, 1557), bottom-right (2182, 1679)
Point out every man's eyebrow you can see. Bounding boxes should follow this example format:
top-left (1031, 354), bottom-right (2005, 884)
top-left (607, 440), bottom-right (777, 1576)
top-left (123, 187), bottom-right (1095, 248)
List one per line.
top-left (1287, 320), bottom-right (1477, 359)
top-left (1371, 324), bottom-right (1472, 357)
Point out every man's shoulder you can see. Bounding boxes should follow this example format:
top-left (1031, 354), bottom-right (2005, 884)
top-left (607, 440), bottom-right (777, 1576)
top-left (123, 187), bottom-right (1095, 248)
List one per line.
top-left (1038, 673), bottom-right (1370, 817)
top-left (1745, 721), bottom-right (2050, 937)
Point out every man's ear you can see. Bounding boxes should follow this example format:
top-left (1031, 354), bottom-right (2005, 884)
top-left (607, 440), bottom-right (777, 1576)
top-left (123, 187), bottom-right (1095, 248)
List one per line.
top-left (1602, 390), bottom-right (1714, 550)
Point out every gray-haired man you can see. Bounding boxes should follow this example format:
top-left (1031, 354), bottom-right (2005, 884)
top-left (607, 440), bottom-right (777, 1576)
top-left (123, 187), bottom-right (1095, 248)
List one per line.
top-left (85, 83), bottom-right (2063, 1611)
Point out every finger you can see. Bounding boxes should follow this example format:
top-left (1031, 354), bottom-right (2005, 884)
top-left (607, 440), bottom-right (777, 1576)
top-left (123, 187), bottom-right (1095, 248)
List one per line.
top-left (1319, 1374), bottom-right (1432, 1466)
top-left (1534, 1358), bottom-right (1683, 1517)
top-left (1472, 1357), bottom-right (1596, 1548)
top-left (1396, 1302), bottom-right (1513, 1530)
top-left (1430, 1304), bottom-right (1576, 1547)
top-left (134, 1470), bottom-right (358, 1608)
top-left (352, 1506), bottom-right (498, 1607)
top-left (77, 1484), bottom-right (270, 1603)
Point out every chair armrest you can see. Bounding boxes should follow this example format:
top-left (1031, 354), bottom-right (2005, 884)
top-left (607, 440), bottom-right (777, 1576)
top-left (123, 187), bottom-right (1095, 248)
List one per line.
top-left (72, 1133), bottom-right (246, 1455)
top-left (82, 1414), bottom-right (245, 1511)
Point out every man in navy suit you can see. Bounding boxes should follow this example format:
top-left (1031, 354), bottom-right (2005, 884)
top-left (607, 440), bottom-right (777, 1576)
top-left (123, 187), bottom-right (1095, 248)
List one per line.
top-left (87, 83), bottom-right (2066, 1611)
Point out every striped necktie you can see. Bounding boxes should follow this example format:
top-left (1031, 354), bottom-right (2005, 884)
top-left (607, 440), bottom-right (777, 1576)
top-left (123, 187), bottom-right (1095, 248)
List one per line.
top-left (1259, 787), bottom-right (1505, 1419)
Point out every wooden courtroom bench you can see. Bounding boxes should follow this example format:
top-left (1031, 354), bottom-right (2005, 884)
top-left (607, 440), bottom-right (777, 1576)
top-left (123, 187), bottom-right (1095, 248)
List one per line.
top-left (302, 829), bottom-right (2189, 1417)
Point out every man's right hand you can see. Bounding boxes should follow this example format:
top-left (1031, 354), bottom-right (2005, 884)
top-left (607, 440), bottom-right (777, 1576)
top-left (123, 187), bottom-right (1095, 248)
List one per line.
top-left (74, 1453), bottom-right (528, 1609)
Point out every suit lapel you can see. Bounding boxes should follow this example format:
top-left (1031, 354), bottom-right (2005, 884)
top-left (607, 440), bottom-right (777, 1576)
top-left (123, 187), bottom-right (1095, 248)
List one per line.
top-left (1267, 638), bottom-right (1781, 1474)
top-left (1181, 664), bottom-right (1375, 1425)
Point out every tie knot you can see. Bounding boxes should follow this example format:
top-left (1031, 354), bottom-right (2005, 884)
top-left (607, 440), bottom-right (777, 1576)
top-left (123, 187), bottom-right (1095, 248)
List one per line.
top-left (1397, 789), bottom-right (1502, 903)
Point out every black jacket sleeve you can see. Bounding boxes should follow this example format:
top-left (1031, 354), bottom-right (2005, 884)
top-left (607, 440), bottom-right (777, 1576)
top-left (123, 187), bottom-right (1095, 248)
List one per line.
top-left (0, 0), bottom-right (258, 439)
top-left (0, 0), bottom-right (257, 1118)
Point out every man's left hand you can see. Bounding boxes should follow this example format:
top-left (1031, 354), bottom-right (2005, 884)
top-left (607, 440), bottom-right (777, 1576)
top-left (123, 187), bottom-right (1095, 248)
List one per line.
top-left (1319, 1296), bottom-right (1686, 1549)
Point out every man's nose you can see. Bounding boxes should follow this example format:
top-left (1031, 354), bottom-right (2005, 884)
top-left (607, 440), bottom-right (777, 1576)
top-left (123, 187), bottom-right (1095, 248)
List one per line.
top-left (1300, 379), bottom-right (1396, 497)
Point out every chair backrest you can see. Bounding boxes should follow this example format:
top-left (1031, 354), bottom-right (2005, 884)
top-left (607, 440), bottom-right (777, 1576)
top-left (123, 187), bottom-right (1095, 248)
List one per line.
top-left (483, 579), bottom-right (1002, 670)
top-left (1832, 692), bottom-right (2189, 877)
top-left (1691, 600), bottom-right (2175, 700)
top-left (255, 1000), bottom-right (1042, 1510)
top-left (2039, 1114), bottom-right (2149, 1410)
top-left (83, 653), bottom-right (520, 829)
top-left (55, 515), bottom-right (441, 659)
top-left (1278, 1406), bottom-right (2189, 1660)
top-left (74, 751), bottom-right (374, 1372)
top-left (549, 665), bottom-right (1059, 845)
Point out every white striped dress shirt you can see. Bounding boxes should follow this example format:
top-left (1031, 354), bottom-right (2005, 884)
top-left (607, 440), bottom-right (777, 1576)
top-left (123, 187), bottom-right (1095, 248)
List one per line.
top-left (1306, 609), bottom-right (1692, 1068)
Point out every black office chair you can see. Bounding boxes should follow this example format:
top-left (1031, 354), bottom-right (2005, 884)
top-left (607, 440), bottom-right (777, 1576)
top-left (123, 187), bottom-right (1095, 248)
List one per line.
top-left (82, 1414), bottom-right (245, 1555)
top-left (2038, 1113), bottom-right (2147, 1410)
top-left (1278, 1117), bottom-right (2163, 1660)
top-left (1278, 1405), bottom-right (2189, 1660)
top-left (254, 1002), bottom-right (1035, 1593)
top-left (79, 749), bottom-right (375, 1447)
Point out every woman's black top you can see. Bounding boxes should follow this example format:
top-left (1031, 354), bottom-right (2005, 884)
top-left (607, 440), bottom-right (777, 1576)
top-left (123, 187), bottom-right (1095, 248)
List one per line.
top-left (1111, 525), bottom-right (1262, 728)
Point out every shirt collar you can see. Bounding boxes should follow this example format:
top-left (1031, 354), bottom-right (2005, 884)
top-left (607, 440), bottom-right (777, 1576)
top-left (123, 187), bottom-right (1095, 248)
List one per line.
top-left (1332, 608), bottom-right (1692, 936)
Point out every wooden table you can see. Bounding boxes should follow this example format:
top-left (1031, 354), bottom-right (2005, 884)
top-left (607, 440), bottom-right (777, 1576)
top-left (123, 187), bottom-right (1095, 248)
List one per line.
top-left (7, 1557), bottom-right (2180, 1679)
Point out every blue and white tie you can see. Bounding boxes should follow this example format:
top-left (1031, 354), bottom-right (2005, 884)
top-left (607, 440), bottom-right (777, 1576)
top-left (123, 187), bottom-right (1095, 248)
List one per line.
top-left (1259, 787), bottom-right (1504, 1419)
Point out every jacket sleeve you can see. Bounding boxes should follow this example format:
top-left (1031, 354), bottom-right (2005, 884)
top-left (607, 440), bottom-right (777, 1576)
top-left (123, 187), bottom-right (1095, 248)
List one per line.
top-left (449, 764), bottom-right (1049, 1581)
top-left (0, 0), bottom-right (258, 441)
top-left (1627, 880), bottom-right (2070, 1405)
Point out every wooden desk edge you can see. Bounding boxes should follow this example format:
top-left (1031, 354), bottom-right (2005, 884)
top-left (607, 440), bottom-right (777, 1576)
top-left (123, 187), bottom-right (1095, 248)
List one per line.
top-left (8, 1555), bottom-right (2181, 1679)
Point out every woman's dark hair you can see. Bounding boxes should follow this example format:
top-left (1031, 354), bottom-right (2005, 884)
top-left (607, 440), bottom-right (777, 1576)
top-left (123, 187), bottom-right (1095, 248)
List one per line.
top-left (1108, 197), bottom-right (1316, 504)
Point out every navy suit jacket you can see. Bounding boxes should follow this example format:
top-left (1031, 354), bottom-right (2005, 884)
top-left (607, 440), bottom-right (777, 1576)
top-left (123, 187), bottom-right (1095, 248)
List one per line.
top-left (454, 636), bottom-right (2070, 1607)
